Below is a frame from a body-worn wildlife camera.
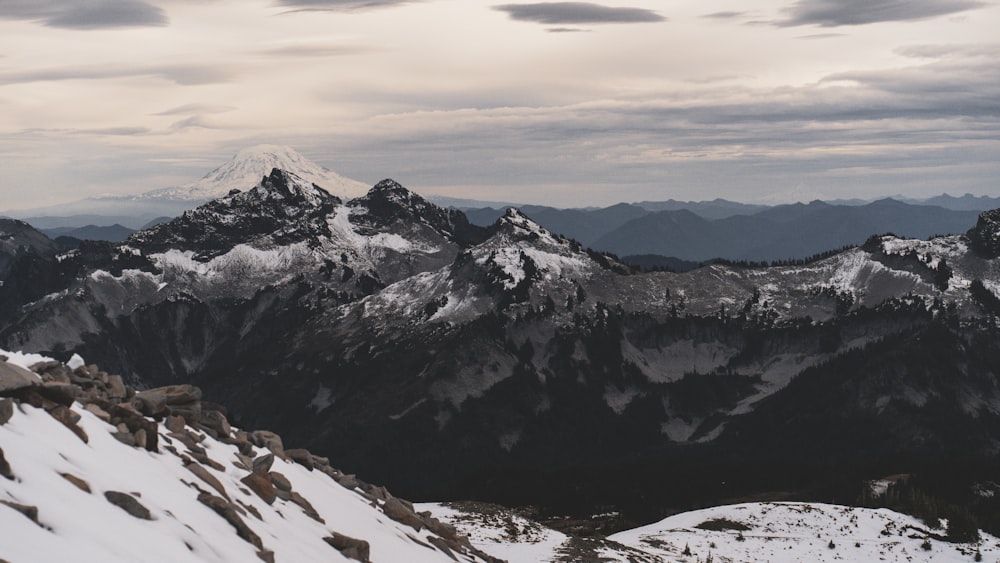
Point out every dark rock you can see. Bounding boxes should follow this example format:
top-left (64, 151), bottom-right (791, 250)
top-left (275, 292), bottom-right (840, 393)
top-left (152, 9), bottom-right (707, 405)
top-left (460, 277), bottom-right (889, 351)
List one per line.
top-left (185, 462), bottom-right (229, 500)
top-left (147, 384), bottom-right (202, 405)
top-left (427, 536), bottom-right (461, 561)
top-left (252, 453), bottom-right (274, 473)
top-left (197, 492), bottom-right (263, 549)
top-left (200, 409), bottom-right (232, 437)
top-left (285, 448), bottom-right (314, 471)
top-left (0, 398), bottom-right (13, 425)
top-left (112, 431), bottom-right (137, 447)
top-left (323, 532), bottom-right (371, 563)
top-left (82, 403), bottom-right (111, 423)
top-left (256, 550), bottom-right (275, 563)
top-left (132, 391), bottom-right (167, 417)
top-left (164, 414), bottom-right (186, 433)
top-left (0, 500), bottom-right (40, 526)
top-left (968, 208), bottom-right (1000, 258)
top-left (39, 382), bottom-right (79, 406)
top-left (382, 496), bottom-right (424, 531)
top-left (249, 431), bottom-right (284, 458)
top-left (269, 471), bottom-right (292, 492)
top-left (289, 491), bottom-right (324, 523)
top-left (240, 471), bottom-right (277, 505)
top-left (104, 491), bottom-right (153, 520)
top-left (0, 362), bottom-right (39, 394)
top-left (48, 406), bottom-right (88, 443)
top-left (0, 446), bottom-right (14, 480)
top-left (106, 375), bottom-right (127, 401)
top-left (60, 472), bottom-right (91, 493)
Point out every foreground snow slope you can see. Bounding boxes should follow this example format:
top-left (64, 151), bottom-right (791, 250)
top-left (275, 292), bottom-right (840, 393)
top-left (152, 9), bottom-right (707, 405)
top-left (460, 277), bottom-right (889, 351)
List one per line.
top-left (0, 351), bottom-right (494, 563)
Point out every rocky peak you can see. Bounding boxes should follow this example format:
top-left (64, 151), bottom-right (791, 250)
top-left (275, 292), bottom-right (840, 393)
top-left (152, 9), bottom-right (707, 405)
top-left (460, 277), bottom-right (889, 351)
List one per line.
top-left (251, 168), bottom-right (338, 208)
top-left (351, 179), bottom-right (488, 246)
top-left (968, 208), bottom-right (1000, 258)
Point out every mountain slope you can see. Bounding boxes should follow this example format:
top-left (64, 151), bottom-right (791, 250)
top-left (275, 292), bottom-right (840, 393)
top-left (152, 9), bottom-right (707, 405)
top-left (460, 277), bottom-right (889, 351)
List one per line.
top-left (0, 351), bottom-right (498, 563)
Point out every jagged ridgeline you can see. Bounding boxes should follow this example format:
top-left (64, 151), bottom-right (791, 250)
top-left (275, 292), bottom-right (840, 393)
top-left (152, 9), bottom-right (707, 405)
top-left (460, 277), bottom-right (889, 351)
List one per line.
top-left (2, 168), bottom-right (1000, 529)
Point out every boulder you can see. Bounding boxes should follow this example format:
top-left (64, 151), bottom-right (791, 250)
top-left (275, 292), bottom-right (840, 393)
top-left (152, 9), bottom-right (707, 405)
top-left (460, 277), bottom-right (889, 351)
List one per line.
top-left (0, 362), bottom-right (39, 394)
top-left (104, 491), bottom-right (153, 520)
top-left (0, 447), bottom-right (14, 480)
top-left (268, 471), bottom-right (292, 492)
top-left (0, 398), bottom-right (13, 425)
top-left (106, 375), bottom-right (127, 401)
top-left (59, 472), bottom-right (91, 493)
top-left (285, 448), bottom-right (314, 471)
top-left (382, 496), bottom-right (424, 531)
top-left (0, 500), bottom-right (40, 526)
top-left (185, 462), bottom-right (229, 500)
top-left (240, 471), bottom-right (277, 505)
top-left (197, 493), bottom-right (263, 550)
top-left (323, 533), bottom-right (371, 563)
top-left (199, 410), bottom-right (231, 437)
top-left (249, 431), bottom-right (285, 458)
top-left (48, 405), bottom-right (88, 443)
top-left (252, 453), bottom-right (274, 473)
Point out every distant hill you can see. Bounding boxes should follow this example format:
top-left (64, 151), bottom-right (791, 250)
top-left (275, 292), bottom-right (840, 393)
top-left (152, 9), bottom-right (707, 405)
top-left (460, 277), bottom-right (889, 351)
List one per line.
top-left (592, 199), bottom-right (981, 261)
top-left (41, 224), bottom-right (136, 243)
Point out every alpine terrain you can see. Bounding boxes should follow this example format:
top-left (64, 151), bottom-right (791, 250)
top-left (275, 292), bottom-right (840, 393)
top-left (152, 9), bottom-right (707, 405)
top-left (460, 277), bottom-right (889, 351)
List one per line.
top-left (2, 156), bottom-right (1000, 556)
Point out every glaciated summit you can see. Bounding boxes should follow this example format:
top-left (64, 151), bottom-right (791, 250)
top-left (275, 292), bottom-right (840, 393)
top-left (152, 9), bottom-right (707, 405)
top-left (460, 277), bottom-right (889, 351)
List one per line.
top-left (141, 145), bottom-right (370, 202)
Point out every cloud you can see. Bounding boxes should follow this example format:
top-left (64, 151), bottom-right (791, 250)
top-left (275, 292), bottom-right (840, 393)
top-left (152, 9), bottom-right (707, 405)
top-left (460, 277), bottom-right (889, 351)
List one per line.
top-left (546, 27), bottom-right (592, 33)
top-left (154, 103), bottom-right (236, 116)
top-left (258, 44), bottom-right (380, 57)
top-left (780, 0), bottom-right (984, 27)
top-left (0, 64), bottom-right (234, 86)
top-left (701, 11), bottom-right (749, 20)
top-left (0, 0), bottom-right (167, 29)
top-left (494, 2), bottom-right (665, 25)
top-left (273, 0), bottom-right (421, 11)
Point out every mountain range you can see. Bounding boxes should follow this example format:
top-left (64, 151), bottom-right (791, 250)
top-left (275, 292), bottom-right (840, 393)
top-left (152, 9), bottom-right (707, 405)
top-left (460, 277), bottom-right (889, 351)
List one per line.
top-left (2, 163), bottom-right (1000, 544)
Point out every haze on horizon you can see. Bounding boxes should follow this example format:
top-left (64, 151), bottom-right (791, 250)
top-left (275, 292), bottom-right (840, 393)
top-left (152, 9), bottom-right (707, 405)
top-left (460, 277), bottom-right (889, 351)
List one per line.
top-left (1, 0), bottom-right (998, 210)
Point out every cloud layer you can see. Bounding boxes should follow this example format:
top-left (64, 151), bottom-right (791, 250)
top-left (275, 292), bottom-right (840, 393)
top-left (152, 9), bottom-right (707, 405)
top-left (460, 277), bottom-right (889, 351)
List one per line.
top-left (781, 0), bottom-right (983, 27)
top-left (0, 0), bottom-right (167, 29)
top-left (273, 0), bottom-right (420, 11)
top-left (494, 2), bottom-right (664, 24)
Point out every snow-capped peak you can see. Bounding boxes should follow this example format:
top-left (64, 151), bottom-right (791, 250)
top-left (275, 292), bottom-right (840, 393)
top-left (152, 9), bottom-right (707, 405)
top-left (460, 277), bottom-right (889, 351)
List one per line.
top-left (140, 145), bottom-right (370, 202)
top-left (249, 168), bottom-right (333, 208)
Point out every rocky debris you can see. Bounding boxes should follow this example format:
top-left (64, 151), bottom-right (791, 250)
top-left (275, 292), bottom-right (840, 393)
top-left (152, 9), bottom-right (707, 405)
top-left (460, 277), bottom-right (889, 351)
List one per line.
top-left (197, 492), bottom-right (264, 551)
top-left (249, 430), bottom-right (285, 458)
top-left (60, 472), bottom-right (92, 493)
top-left (0, 446), bottom-right (13, 480)
top-left (0, 500), bottom-right (40, 526)
top-left (968, 208), bottom-right (1000, 258)
top-left (0, 362), bottom-right (39, 393)
top-left (0, 353), bottom-right (493, 563)
top-left (185, 461), bottom-right (229, 500)
top-left (0, 398), bottom-right (13, 425)
top-left (104, 491), bottom-right (153, 520)
top-left (324, 532), bottom-right (371, 563)
top-left (240, 470), bottom-right (277, 505)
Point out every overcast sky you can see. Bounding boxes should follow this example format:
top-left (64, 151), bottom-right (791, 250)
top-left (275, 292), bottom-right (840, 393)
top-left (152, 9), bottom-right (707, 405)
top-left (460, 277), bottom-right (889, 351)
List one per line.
top-left (1, 0), bottom-right (998, 209)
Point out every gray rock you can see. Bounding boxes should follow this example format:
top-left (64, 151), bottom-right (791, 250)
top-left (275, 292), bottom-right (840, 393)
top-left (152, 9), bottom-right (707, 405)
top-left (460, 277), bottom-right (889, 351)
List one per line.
top-left (106, 375), bottom-right (127, 401)
top-left (197, 492), bottom-right (263, 549)
top-left (323, 532), bottom-right (371, 563)
top-left (104, 491), bottom-right (153, 520)
top-left (0, 446), bottom-right (14, 480)
top-left (252, 453), bottom-right (274, 473)
top-left (285, 448), bottom-right (314, 471)
top-left (0, 362), bottom-right (39, 394)
top-left (249, 430), bottom-right (285, 458)
top-left (0, 398), bottom-right (13, 425)
top-left (269, 471), bottom-right (292, 492)
top-left (0, 500), bottom-right (40, 526)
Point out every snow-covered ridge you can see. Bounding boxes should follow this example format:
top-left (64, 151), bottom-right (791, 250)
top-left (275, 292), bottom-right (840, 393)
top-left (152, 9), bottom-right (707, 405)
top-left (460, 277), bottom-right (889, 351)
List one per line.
top-left (425, 501), bottom-right (998, 562)
top-left (0, 351), bottom-right (497, 563)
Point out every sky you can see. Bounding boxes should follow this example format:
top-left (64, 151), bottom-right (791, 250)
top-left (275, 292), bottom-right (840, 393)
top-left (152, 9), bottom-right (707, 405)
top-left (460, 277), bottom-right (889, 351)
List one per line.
top-left (0, 0), bottom-right (998, 209)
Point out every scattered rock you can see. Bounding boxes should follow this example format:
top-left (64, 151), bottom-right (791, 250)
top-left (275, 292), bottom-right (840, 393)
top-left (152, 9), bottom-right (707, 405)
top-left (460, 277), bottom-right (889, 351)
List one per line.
top-left (252, 453), bottom-right (274, 473)
top-left (38, 382), bottom-right (78, 407)
top-left (0, 500), bottom-right (40, 526)
top-left (249, 431), bottom-right (285, 458)
top-left (185, 462), bottom-right (229, 500)
top-left (383, 495), bottom-right (424, 531)
top-left (48, 405), bottom-right (89, 443)
top-left (256, 550), bottom-right (275, 563)
top-left (0, 362), bottom-right (39, 394)
top-left (289, 491), bottom-right (324, 523)
top-left (197, 492), bottom-right (263, 550)
top-left (104, 491), bottom-right (153, 520)
top-left (200, 409), bottom-right (232, 437)
top-left (106, 375), bottom-right (127, 401)
top-left (60, 472), bottom-right (91, 493)
top-left (285, 448), bottom-right (314, 471)
top-left (0, 447), bottom-right (14, 480)
top-left (0, 398), bottom-right (13, 425)
top-left (83, 403), bottom-right (111, 423)
top-left (269, 471), bottom-right (292, 492)
top-left (324, 532), bottom-right (371, 563)
top-left (164, 414), bottom-right (186, 433)
top-left (241, 471), bottom-right (277, 505)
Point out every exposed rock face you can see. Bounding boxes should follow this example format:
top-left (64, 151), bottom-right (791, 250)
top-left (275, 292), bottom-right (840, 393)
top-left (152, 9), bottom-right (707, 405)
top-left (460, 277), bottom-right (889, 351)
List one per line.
top-left (968, 208), bottom-right (1000, 258)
